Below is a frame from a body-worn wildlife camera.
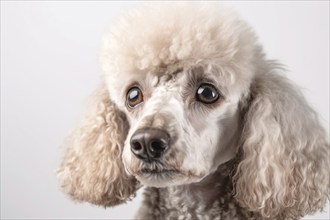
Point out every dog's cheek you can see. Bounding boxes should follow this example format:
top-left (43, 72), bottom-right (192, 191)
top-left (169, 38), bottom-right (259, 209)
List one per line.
top-left (162, 143), bottom-right (186, 170)
top-left (179, 140), bottom-right (214, 177)
top-left (211, 106), bottom-right (241, 167)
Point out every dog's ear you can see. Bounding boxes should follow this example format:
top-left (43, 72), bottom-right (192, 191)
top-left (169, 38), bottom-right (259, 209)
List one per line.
top-left (57, 85), bottom-right (138, 207)
top-left (234, 65), bottom-right (329, 218)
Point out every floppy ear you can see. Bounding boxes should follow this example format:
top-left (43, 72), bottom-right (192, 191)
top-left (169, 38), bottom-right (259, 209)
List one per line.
top-left (234, 64), bottom-right (329, 218)
top-left (57, 85), bottom-right (138, 207)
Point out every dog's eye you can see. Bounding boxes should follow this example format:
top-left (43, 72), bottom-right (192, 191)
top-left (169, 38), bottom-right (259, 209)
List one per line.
top-left (127, 87), bottom-right (144, 108)
top-left (196, 83), bottom-right (219, 104)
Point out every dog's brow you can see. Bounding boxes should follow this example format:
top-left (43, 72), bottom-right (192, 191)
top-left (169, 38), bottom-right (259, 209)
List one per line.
top-left (171, 67), bottom-right (184, 76)
top-left (187, 66), bottom-right (213, 85)
top-left (159, 67), bottom-right (183, 83)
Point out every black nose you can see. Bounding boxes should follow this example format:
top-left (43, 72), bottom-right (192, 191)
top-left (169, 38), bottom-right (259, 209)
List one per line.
top-left (130, 128), bottom-right (170, 162)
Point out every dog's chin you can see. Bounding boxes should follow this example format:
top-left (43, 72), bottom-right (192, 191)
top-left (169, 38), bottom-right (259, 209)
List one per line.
top-left (134, 170), bottom-right (204, 188)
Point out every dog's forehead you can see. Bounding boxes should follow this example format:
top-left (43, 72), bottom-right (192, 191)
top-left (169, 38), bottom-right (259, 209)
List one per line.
top-left (144, 65), bottom-right (218, 89)
top-left (157, 66), bottom-right (184, 85)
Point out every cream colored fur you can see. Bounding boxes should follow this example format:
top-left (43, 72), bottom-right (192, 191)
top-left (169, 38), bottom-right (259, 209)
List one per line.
top-left (57, 3), bottom-right (329, 219)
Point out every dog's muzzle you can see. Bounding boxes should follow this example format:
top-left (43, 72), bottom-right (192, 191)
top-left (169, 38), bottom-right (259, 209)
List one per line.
top-left (130, 128), bottom-right (170, 163)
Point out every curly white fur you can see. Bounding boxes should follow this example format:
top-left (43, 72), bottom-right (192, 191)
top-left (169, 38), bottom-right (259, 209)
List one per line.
top-left (57, 3), bottom-right (329, 219)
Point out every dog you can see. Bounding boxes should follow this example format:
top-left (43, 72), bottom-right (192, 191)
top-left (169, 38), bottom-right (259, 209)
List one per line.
top-left (57, 3), bottom-right (329, 219)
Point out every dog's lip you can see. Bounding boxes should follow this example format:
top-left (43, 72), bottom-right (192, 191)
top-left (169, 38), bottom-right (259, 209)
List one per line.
top-left (139, 168), bottom-right (179, 175)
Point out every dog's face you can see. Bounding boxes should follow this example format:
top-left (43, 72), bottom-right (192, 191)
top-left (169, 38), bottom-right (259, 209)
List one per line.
top-left (100, 3), bottom-right (258, 188)
top-left (106, 64), bottom-right (244, 187)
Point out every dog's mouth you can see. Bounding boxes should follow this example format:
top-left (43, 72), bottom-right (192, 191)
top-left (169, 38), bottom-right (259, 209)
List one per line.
top-left (139, 168), bottom-right (179, 176)
top-left (135, 168), bottom-right (182, 187)
top-left (134, 167), bottom-right (203, 187)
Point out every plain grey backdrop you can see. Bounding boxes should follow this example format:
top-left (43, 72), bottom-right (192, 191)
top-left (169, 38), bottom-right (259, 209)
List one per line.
top-left (1, 1), bottom-right (329, 219)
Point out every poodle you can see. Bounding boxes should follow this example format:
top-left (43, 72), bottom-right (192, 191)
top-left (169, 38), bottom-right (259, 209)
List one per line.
top-left (57, 3), bottom-right (329, 219)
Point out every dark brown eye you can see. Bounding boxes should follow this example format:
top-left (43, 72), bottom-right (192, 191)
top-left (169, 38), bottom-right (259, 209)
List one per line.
top-left (127, 87), bottom-right (143, 108)
top-left (196, 83), bottom-right (219, 104)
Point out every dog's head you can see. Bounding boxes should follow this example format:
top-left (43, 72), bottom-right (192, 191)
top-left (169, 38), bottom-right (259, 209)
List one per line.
top-left (58, 3), bottom-right (329, 218)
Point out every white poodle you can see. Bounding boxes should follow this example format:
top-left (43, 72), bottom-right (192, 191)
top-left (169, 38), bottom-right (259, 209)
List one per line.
top-left (57, 3), bottom-right (329, 219)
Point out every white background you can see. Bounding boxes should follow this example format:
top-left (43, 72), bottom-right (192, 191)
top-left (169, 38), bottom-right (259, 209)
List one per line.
top-left (1, 1), bottom-right (329, 219)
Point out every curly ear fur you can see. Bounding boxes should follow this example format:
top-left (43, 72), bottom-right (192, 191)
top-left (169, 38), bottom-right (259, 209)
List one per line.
top-left (57, 85), bottom-right (138, 207)
top-left (234, 63), bottom-right (330, 218)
